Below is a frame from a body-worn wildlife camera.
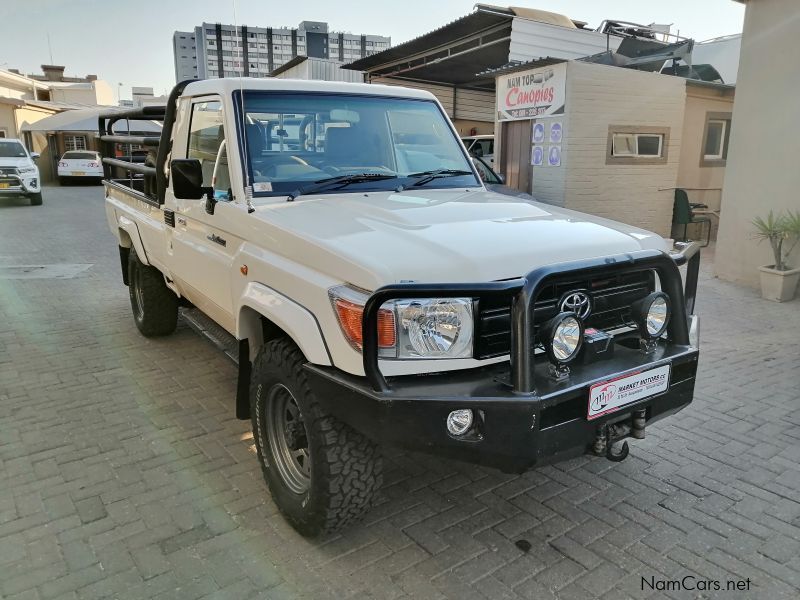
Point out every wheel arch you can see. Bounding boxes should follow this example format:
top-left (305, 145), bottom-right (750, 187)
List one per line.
top-left (236, 283), bottom-right (332, 367)
top-left (234, 283), bottom-right (332, 421)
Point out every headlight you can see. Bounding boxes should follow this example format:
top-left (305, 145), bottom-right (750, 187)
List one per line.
top-left (19, 166), bottom-right (37, 174)
top-left (329, 286), bottom-right (473, 360)
top-left (632, 292), bottom-right (671, 339)
top-left (542, 312), bottom-right (584, 365)
top-left (396, 298), bottom-right (472, 359)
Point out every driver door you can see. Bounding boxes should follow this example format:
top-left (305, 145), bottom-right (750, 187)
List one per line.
top-left (170, 97), bottom-right (239, 330)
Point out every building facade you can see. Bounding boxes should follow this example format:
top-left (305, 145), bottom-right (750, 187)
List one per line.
top-left (492, 60), bottom-right (735, 239)
top-left (715, 0), bottom-right (800, 288)
top-left (173, 21), bottom-right (389, 82)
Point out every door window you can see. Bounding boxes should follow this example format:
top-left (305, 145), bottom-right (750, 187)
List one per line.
top-left (188, 100), bottom-right (232, 200)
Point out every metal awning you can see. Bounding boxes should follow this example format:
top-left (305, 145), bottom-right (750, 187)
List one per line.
top-left (344, 9), bottom-right (514, 89)
top-left (21, 107), bottom-right (162, 133)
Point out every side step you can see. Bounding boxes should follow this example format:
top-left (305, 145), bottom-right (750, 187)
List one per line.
top-left (182, 308), bottom-right (239, 365)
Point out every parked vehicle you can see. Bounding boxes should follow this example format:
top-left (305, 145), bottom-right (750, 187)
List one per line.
top-left (100, 79), bottom-right (701, 537)
top-left (58, 150), bottom-right (104, 184)
top-left (461, 134), bottom-right (494, 166)
top-left (0, 138), bottom-right (42, 205)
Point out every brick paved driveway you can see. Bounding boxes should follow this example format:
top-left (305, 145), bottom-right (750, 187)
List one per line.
top-left (1, 186), bottom-right (799, 600)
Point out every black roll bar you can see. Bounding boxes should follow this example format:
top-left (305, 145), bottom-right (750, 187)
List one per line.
top-left (362, 249), bottom-right (700, 395)
top-left (97, 79), bottom-right (195, 203)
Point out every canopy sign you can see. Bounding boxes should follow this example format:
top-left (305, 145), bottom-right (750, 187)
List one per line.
top-left (497, 62), bottom-right (566, 121)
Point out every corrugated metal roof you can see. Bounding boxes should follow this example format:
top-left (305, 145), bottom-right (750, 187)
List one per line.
top-left (343, 9), bottom-right (512, 72)
top-left (478, 57), bottom-right (567, 77)
top-left (270, 56), bottom-right (306, 77)
top-left (21, 107), bottom-right (162, 133)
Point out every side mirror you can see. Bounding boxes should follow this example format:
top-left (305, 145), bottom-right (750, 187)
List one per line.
top-left (497, 173), bottom-right (506, 184)
top-left (31, 152), bottom-right (40, 160)
top-left (171, 159), bottom-right (215, 213)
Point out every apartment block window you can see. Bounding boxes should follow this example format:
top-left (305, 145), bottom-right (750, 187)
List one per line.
top-left (64, 135), bottom-right (87, 151)
top-left (701, 112), bottom-right (732, 165)
top-left (607, 126), bottom-right (669, 164)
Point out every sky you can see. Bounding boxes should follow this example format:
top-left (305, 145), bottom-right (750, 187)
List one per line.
top-left (1, 0), bottom-right (745, 102)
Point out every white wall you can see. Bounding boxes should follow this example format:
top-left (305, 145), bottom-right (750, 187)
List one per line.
top-left (509, 17), bottom-right (621, 63)
top-left (715, 0), bottom-right (800, 286)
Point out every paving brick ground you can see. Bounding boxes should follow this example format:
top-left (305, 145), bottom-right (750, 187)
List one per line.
top-left (1, 185), bottom-right (799, 600)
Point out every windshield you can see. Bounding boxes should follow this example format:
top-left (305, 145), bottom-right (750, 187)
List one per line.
top-left (0, 141), bottom-right (28, 158)
top-left (63, 151), bottom-right (97, 160)
top-left (241, 92), bottom-right (480, 196)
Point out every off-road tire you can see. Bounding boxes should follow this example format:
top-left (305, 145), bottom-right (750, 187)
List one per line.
top-left (127, 247), bottom-right (178, 337)
top-left (250, 338), bottom-right (382, 537)
top-left (29, 192), bottom-right (43, 205)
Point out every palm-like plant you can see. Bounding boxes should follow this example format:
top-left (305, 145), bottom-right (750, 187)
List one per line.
top-left (753, 210), bottom-right (800, 271)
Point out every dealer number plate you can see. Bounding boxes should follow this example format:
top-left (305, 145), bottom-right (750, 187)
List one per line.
top-left (588, 364), bottom-right (671, 420)
top-left (72, 171), bottom-right (86, 176)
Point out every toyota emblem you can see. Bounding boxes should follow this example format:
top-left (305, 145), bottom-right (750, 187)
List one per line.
top-left (559, 291), bottom-right (592, 319)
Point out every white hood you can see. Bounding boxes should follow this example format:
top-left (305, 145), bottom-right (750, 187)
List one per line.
top-left (254, 189), bottom-right (669, 290)
top-left (0, 157), bottom-right (36, 169)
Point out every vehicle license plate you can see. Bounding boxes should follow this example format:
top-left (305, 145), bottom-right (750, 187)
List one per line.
top-left (588, 364), bottom-right (671, 420)
top-left (0, 183), bottom-right (9, 188)
top-left (72, 171), bottom-right (86, 176)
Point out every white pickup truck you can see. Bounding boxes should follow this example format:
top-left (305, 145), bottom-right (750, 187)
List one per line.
top-left (100, 78), bottom-right (701, 536)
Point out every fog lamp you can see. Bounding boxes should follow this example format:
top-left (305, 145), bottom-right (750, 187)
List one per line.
top-left (633, 292), bottom-right (671, 339)
top-left (543, 312), bottom-right (584, 365)
top-left (446, 409), bottom-right (473, 436)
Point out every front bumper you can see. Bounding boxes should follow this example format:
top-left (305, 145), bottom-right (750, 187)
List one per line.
top-left (0, 173), bottom-right (39, 194)
top-left (308, 244), bottom-right (702, 473)
top-left (306, 340), bottom-right (698, 473)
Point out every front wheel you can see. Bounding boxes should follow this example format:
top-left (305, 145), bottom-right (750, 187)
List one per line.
top-left (250, 339), bottom-right (382, 537)
top-left (127, 247), bottom-right (178, 336)
top-left (29, 192), bottom-right (42, 205)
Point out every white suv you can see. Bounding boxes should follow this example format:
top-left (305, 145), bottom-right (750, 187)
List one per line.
top-left (0, 138), bottom-right (42, 205)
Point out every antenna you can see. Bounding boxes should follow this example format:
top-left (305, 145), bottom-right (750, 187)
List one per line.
top-left (47, 32), bottom-right (54, 64)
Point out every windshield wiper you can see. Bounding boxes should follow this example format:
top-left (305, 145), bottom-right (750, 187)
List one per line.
top-left (408, 169), bottom-right (474, 187)
top-left (287, 173), bottom-right (398, 201)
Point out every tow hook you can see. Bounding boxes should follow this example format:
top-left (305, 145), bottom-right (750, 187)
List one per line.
top-left (606, 439), bottom-right (629, 462)
top-left (592, 412), bottom-right (645, 463)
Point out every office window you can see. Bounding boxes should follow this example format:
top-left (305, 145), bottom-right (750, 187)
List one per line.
top-left (64, 135), bottom-right (87, 151)
top-left (607, 126), bottom-right (669, 164)
top-left (701, 112), bottom-right (732, 165)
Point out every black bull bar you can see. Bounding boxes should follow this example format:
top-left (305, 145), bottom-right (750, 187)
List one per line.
top-left (362, 244), bottom-right (700, 394)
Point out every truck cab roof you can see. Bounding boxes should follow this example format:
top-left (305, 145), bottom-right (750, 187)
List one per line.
top-left (181, 77), bottom-right (437, 101)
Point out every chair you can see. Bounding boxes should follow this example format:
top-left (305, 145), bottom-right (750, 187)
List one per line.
top-left (673, 189), bottom-right (711, 247)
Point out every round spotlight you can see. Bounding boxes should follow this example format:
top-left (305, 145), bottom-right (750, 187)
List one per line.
top-left (633, 292), bottom-right (671, 339)
top-left (544, 312), bottom-right (584, 365)
top-left (446, 409), bottom-right (473, 436)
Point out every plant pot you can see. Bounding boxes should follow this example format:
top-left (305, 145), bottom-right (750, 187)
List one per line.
top-left (758, 265), bottom-right (800, 302)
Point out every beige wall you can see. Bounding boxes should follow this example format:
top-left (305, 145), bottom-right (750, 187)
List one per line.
top-left (561, 61), bottom-right (686, 237)
top-left (0, 105), bottom-right (17, 137)
top-left (677, 85), bottom-right (734, 211)
top-left (675, 84), bottom-right (735, 240)
top-left (715, 0), bottom-right (800, 286)
top-left (0, 104), bottom-right (56, 139)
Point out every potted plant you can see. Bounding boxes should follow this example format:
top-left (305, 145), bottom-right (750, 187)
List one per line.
top-left (753, 210), bottom-right (800, 302)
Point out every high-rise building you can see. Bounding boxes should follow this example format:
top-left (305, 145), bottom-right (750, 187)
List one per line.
top-left (172, 21), bottom-right (390, 82)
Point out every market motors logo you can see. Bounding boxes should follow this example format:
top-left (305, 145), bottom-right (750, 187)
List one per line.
top-left (559, 291), bottom-right (592, 319)
top-left (591, 383), bottom-right (616, 411)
